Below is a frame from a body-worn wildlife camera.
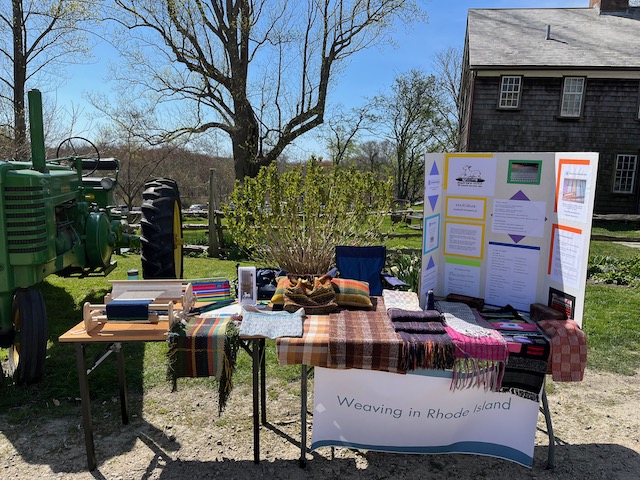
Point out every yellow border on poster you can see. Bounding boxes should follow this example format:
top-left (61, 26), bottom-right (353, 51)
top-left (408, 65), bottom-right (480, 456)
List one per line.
top-left (443, 220), bottom-right (485, 259)
top-left (444, 153), bottom-right (494, 190)
top-left (445, 196), bottom-right (487, 221)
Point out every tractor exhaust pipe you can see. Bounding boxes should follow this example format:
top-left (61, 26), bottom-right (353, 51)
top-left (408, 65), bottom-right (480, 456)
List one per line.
top-left (27, 89), bottom-right (47, 173)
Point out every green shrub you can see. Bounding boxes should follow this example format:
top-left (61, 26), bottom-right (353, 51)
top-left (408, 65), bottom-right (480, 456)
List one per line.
top-left (223, 159), bottom-right (393, 273)
top-left (587, 254), bottom-right (640, 286)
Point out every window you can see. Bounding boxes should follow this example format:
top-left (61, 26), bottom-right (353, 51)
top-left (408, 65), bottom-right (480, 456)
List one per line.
top-left (560, 77), bottom-right (585, 117)
top-left (499, 76), bottom-right (521, 109)
top-left (613, 154), bottom-right (638, 194)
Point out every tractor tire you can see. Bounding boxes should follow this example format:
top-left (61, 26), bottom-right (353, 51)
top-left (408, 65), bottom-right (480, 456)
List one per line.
top-left (140, 178), bottom-right (184, 279)
top-left (9, 287), bottom-right (48, 384)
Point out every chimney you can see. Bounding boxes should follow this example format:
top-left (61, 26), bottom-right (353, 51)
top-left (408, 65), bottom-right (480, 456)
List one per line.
top-left (545, 25), bottom-right (551, 40)
top-left (590, 0), bottom-right (630, 12)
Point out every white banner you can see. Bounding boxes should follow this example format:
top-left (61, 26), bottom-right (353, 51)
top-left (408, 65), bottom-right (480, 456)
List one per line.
top-left (312, 367), bottom-right (540, 466)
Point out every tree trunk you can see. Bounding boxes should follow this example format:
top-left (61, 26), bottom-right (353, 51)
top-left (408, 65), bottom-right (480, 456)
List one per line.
top-left (231, 99), bottom-right (272, 180)
top-left (12, 0), bottom-right (27, 159)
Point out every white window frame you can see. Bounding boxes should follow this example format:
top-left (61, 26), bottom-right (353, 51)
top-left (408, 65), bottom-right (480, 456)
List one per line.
top-left (613, 154), bottom-right (638, 194)
top-left (560, 77), bottom-right (585, 118)
top-left (498, 76), bottom-right (522, 109)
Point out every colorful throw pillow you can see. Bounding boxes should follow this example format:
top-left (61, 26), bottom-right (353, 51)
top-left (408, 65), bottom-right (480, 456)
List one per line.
top-left (331, 278), bottom-right (373, 308)
top-left (269, 276), bottom-right (290, 307)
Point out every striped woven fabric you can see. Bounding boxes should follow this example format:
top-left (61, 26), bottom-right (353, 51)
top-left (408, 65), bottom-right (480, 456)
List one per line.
top-left (276, 315), bottom-right (330, 367)
top-left (188, 279), bottom-right (232, 303)
top-left (167, 315), bottom-right (239, 413)
top-left (328, 309), bottom-right (404, 374)
top-left (331, 278), bottom-right (373, 308)
top-left (168, 315), bottom-right (236, 378)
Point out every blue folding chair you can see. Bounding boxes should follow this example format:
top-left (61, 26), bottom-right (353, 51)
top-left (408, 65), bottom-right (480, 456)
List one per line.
top-left (333, 246), bottom-right (408, 296)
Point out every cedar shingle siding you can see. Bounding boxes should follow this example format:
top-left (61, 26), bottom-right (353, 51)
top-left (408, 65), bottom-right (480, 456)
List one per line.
top-left (461, 5), bottom-right (640, 213)
top-left (466, 76), bottom-right (640, 213)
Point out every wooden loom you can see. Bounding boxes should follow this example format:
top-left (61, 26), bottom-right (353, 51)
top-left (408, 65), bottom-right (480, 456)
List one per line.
top-left (82, 280), bottom-right (195, 332)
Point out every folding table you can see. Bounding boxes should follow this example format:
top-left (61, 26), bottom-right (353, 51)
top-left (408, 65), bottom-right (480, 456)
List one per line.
top-left (59, 319), bottom-right (268, 471)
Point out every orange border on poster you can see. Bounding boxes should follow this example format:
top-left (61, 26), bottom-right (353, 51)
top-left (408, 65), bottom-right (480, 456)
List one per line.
top-left (555, 158), bottom-right (591, 212)
top-left (547, 223), bottom-right (583, 275)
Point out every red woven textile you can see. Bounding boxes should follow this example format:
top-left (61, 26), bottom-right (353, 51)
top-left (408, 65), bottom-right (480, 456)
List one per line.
top-left (536, 319), bottom-right (587, 382)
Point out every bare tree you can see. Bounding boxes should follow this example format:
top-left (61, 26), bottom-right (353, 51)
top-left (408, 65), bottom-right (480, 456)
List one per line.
top-left (0, 0), bottom-right (96, 159)
top-left (353, 138), bottom-right (392, 175)
top-left (432, 46), bottom-right (462, 151)
top-left (323, 105), bottom-right (369, 166)
top-left (372, 69), bottom-right (440, 201)
top-left (107, 0), bottom-right (420, 180)
top-left (89, 101), bottom-right (189, 207)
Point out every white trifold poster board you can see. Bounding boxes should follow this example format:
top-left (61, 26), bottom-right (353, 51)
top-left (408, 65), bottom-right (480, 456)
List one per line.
top-left (420, 152), bottom-right (599, 327)
top-left (311, 367), bottom-right (540, 466)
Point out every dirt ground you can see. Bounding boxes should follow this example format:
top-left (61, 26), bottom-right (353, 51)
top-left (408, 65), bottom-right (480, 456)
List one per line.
top-left (1, 367), bottom-right (639, 480)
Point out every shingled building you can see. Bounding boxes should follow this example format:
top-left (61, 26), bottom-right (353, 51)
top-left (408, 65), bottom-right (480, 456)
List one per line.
top-left (459, 0), bottom-right (640, 213)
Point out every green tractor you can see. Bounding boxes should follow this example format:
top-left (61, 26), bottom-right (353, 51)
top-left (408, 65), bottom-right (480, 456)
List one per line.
top-left (0, 89), bottom-right (184, 384)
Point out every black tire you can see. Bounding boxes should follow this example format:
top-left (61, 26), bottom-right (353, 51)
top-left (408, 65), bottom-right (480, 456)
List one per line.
top-left (140, 178), bottom-right (184, 279)
top-left (9, 287), bottom-right (48, 385)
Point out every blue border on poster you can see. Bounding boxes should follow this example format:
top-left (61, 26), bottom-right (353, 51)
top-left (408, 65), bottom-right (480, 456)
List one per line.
top-left (423, 214), bottom-right (440, 255)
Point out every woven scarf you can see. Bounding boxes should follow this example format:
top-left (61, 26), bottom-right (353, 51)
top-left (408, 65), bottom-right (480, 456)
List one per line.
top-left (397, 330), bottom-right (455, 371)
top-left (167, 315), bottom-right (239, 414)
top-left (498, 333), bottom-right (550, 402)
top-left (394, 321), bottom-right (446, 334)
top-left (382, 289), bottom-right (422, 311)
top-left (284, 274), bottom-right (338, 314)
top-left (480, 307), bottom-right (550, 402)
top-left (328, 310), bottom-right (403, 373)
top-left (536, 319), bottom-right (587, 382)
top-left (388, 308), bottom-right (443, 323)
top-left (437, 301), bottom-right (508, 392)
top-left (239, 305), bottom-right (304, 339)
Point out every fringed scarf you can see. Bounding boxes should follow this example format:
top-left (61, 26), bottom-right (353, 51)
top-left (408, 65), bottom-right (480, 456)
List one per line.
top-left (437, 301), bottom-right (508, 392)
top-left (396, 329), bottom-right (456, 371)
top-left (167, 315), bottom-right (239, 415)
top-left (388, 309), bottom-right (454, 371)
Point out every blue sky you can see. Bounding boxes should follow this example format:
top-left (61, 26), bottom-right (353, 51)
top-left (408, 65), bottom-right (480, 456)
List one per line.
top-left (54, 0), bottom-right (589, 157)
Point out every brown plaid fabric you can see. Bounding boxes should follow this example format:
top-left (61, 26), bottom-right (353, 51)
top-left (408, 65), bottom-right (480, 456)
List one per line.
top-left (276, 314), bottom-right (330, 367)
top-left (328, 309), bottom-right (404, 374)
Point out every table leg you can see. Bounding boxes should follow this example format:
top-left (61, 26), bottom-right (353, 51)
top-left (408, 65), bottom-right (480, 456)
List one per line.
top-left (299, 364), bottom-right (307, 468)
top-left (252, 339), bottom-right (260, 464)
top-left (114, 343), bottom-right (129, 425)
top-left (259, 338), bottom-right (267, 425)
top-left (541, 383), bottom-right (555, 470)
top-left (75, 343), bottom-right (97, 471)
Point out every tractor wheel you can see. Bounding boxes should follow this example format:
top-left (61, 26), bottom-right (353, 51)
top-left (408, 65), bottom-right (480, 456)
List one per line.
top-left (8, 287), bottom-right (48, 385)
top-left (140, 178), bottom-right (184, 279)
